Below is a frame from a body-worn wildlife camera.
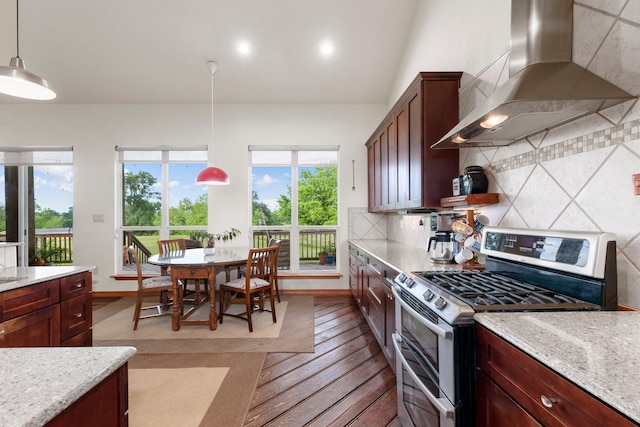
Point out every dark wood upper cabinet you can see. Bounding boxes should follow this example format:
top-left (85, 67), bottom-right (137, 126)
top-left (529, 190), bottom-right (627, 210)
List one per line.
top-left (366, 72), bottom-right (461, 212)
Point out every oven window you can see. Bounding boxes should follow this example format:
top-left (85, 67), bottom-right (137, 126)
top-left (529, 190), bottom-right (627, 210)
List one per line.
top-left (402, 308), bottom-right (440, 372)
top-left (400, 362), bottom-right (441, 426)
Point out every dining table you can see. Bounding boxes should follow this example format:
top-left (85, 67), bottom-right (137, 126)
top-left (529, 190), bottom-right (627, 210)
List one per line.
top-left (148, 246), bottom-right (250, 331)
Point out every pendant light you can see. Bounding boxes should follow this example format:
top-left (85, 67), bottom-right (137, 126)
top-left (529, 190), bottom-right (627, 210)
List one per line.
top-left (196, 61), bottom-right (229, 185)
top-left (0, 0), bottom-right (56, 100)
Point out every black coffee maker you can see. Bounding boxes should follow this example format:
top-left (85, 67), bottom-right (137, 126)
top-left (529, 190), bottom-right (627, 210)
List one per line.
top-left (428, 213), bottom-right (457, 264)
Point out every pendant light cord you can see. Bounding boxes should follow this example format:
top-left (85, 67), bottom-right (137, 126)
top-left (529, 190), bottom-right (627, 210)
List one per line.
top-left (210, 67), bottom-right (214, 161)
top-left (15, 0), bottom-right (20, 57)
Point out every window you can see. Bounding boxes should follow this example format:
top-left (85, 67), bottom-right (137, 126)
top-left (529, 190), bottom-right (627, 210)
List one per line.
top-left (250, 146), bottom-right (339, 272)
top-left (0, 148), bottom-right (73, 266)
top-left (117, 146), bottom-right (208, 272)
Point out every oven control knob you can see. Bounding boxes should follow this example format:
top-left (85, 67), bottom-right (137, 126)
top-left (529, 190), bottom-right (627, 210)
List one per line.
top-left (405, 278), bottom-right (415, 289)
top-left (434, 296), bottom-right (447, 310)
top-left (423, 289), bottom-right (435, 301)
top-left (397, 273), bottom-right (406, 283)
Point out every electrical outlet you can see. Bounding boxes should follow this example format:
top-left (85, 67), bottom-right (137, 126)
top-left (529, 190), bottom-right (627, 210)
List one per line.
top-left (633, 174), bottom-right (640, 195)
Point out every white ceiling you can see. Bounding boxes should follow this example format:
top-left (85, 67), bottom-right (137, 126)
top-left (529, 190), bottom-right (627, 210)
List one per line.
top-left (0, 0), bottom-right (420, 105)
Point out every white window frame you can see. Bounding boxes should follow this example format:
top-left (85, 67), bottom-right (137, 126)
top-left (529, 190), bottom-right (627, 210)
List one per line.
top-left (249, 145), bottom-right (339, 273)
top-left (115, 146), bottom-right (208, 273)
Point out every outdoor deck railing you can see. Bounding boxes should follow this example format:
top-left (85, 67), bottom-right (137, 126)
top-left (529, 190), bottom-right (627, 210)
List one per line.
top-left (34, 230), bottom-right (73, 264)
top-left (32, 228), bottom-right (336, 267)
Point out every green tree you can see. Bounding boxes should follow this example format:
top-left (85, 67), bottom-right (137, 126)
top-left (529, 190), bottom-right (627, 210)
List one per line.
top-left (252, 191), bottom-right (274, 225)
top-left (169, 195), bottom-right (208, 226)
top-left (272, 192), bottom-right (291, 225)
top-left (0, 205), bottom-right (5, 232)
top-left (124, 171), bottom-right (161, 226)
top-left (298, 167), bottom-right (337, 225)
top-left (61, 207), bottom-right (73, 228)
top-left (35, 207), bottom-right (66, 229)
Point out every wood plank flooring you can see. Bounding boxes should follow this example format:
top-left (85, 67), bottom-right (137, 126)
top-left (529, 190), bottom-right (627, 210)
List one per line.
top-left (244, 294), bottom-right (400, 426)
top-left (93, 294), bottom-right (399, 426)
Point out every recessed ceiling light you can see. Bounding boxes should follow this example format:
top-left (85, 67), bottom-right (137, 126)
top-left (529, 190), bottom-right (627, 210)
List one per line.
top-left (319, 40), bottom-right (334, 57)
top-left (237, 40), bottom-right (252, 56)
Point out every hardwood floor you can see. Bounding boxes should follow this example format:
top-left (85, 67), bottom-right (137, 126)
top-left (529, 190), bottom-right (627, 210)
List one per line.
top-left (244, 294), bottom-right (400, 426)
top-left (93, 294), bottom-right (399, 426)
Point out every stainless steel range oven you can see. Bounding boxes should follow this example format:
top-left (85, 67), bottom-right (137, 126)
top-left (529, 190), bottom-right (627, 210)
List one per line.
top-left (392, 227), bottom-right (618, 427)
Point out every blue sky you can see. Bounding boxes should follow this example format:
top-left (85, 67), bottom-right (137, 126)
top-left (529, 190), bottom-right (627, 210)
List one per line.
top-left (252, 166), bottom-right (291, 212)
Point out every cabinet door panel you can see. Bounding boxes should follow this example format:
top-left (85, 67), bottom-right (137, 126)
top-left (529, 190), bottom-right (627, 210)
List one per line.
top-left (476, 371), bottom-right (542, 427)
top-left (61, 293), bottom-right (92, 341)
top-left (3, 280), bottom-right (60, 320)
top-left (60, 271), bottom-right (92, 300)
top-left (406, 89), bottom-right (422, 208)
top-left (396, 105), bottom-right (408, 207)
top-left (1, 305), bottom-right (61, 347)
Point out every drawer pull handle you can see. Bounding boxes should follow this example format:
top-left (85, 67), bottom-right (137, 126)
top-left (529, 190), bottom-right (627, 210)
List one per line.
top-left (0, 329), bottom-right (4, 334)
top-left (74, 313), bottom-right (83, 318)
top-left (541, 395), bottom-right (556, 408)
top-left (74, 283), bottom-right (82, 288)
top-left (387, 293), bottom-right (394, 301)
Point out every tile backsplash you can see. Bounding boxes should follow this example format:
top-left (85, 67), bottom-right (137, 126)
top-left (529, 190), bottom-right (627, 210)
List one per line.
top-left (459, 1), bottom-right (640, 309)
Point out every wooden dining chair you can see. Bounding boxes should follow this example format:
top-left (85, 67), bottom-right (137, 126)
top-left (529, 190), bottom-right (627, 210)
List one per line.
top-left (157, 239), bottom-right (208, 304)
top-left (219, 246), bottom-right (278, 332)
top-left (129, 247), bottom-right (183, 330)
top-left (267, 238), bottom-right (282, 303)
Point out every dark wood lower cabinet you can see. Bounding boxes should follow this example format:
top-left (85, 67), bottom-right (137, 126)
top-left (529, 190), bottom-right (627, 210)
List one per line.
top-left (349, 243), bottom-right (396, 371)
top-left (0, 271), bottom-right (92, 348)
top-left (46, 363), bottom-right (128, 427)
top-left (0, 305), bottom-right (61, 347)
top-left (476, 325), bottom-right (636, 426)
top-left (476, 370), bottom-right (542, 427)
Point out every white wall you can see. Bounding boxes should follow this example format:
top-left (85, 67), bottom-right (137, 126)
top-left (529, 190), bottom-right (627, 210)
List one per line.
top-left (388, 0), bottom-right (511, 108)
top-left (0, 104), bottom-right (384, 292)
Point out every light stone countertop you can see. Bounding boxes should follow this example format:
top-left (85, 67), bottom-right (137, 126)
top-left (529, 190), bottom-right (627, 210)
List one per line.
top-left (0, 266), bottom-right (94, 293)
top-left (349, 239), bottom-right (464, 273)
top-left (0, 346), bottom-right (136, 427)
top-left (475, 311), bottom-right (640, 424)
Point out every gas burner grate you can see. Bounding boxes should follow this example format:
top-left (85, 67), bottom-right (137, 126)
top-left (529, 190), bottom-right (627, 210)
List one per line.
top-left (412, 270), bottom-right (599, 311)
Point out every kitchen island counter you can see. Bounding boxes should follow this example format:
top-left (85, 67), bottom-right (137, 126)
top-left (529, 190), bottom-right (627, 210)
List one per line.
top-left (0, 265), bottom-right (93, 293)
top-left (475, 311), bottom-right (640, 424)
top-left (0, 346), bottom-right (136, 426)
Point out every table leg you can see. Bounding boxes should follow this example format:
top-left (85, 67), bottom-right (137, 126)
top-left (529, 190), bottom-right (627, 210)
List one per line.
top-left (171, 274), bottom-right (180, 331)
top-left (208, 267), bottom-right (218, 330)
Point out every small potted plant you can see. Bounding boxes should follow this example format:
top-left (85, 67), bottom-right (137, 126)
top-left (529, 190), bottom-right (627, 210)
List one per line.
top-left (194, 228), bottom-right (241, 254)
top-left (33, 246), bottom-right (65, 266)
top-left (325, 243), bottom-right (336, 265)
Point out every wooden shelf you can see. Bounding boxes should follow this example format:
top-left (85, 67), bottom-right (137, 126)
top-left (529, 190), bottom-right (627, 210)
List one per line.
top-left (440, 193), bottom-right (499, 208)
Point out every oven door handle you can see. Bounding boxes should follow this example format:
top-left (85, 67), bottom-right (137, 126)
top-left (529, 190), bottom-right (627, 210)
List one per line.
top-left (392, 285), bottom-right (453, 339)
top-left (393, 332), bottom-right (455, 419)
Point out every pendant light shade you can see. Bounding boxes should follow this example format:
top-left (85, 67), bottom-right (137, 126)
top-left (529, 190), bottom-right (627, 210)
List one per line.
top-left (0, 1), bottom-right (56, 100)
top-left (196, 166), bottom-right (230, 185)
top-left (196, 60), bottom-right (229, 185)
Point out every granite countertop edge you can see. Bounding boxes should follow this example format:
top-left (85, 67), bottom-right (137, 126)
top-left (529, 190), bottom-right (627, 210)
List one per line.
top-left (475, 312), bottom-right (640, 423)
top-left (0, 346), bottom-right (137, 427)
top-left (0, 265), bottom-right (95, 293)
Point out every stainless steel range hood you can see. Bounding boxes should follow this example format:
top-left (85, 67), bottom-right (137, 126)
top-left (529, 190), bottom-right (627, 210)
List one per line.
top-left (432, 0), bottom-right (634, 149)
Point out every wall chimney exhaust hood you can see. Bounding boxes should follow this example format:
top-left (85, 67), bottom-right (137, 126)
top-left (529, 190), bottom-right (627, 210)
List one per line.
top-left (432, 0), bottom-right (634, 149)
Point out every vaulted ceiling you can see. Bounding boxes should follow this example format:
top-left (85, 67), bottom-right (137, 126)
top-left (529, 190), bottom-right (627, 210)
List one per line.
top-left (0, 0), bottom-right (419, 104)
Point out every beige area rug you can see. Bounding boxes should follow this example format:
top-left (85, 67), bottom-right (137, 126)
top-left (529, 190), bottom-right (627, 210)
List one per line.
top-left (93, 295), bottom-right (314, 354)
top-left (128, 352), bottom-right (266, 427)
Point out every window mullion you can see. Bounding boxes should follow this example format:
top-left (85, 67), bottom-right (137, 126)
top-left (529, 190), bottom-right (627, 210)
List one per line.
top-left (290, 151), bottom-right (299, 271)
top-left (161, 151), bottom-right (170, 239)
